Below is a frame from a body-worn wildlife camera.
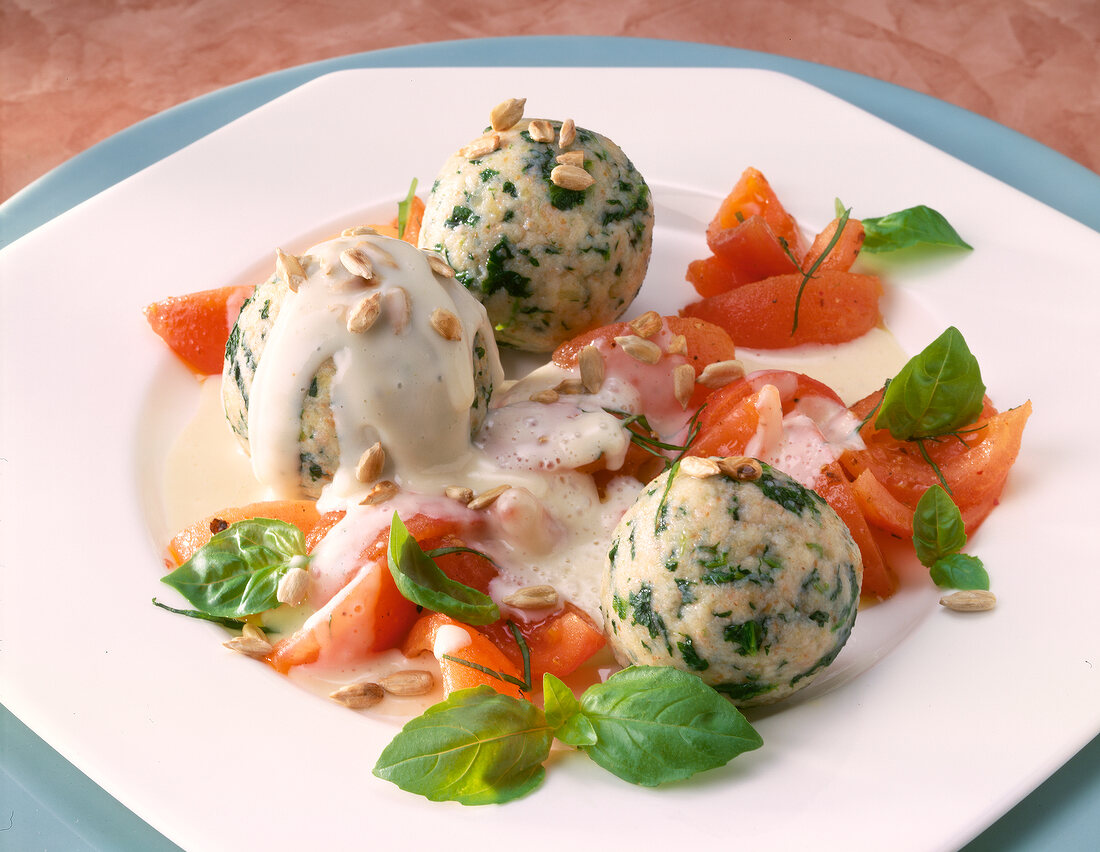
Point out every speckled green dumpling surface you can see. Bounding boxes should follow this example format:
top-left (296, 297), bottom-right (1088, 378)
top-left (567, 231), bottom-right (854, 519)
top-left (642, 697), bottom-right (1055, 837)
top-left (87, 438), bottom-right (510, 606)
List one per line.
top-left (418, 118), bottom-right (654, 352)
top-left (601, 461), bottom-right (863, 707)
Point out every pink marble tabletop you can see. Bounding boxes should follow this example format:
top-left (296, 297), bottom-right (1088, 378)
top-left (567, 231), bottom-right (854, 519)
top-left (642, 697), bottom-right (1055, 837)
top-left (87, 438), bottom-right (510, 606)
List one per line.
top-left (1, 0), bottom-right (1097, 205)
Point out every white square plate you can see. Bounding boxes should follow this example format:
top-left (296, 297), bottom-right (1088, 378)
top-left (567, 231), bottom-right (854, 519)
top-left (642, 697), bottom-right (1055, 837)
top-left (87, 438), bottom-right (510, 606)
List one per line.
top-left (2, 67), bottom-right (1098, 851)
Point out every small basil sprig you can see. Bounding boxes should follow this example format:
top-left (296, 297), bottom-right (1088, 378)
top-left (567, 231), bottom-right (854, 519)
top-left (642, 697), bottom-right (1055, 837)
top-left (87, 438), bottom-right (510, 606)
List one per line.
top-left (160, 518), bottom-right (309, 618)
top-left (876, 326), bottom-right (986, 440)
top-left (387, 512), bottom-right (500, 626)
top-left (856, 202), bottom-right (972, 254)
top-left (912, 485), bottom-right (989, 590)
top-left (373, 666), bottom-right (762, 804)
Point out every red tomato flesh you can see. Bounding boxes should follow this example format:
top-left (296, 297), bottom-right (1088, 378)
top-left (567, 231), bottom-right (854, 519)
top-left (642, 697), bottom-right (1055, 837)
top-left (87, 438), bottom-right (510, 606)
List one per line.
top-left (681, 271), bottom-right (883, 349)
top-left (144, 284), bottom-right (253, 375)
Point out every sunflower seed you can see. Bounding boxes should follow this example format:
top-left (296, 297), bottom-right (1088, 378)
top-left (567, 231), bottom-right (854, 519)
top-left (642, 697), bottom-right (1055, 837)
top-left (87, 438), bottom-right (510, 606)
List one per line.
top-left (467, 484), bottom-right (511, 510)
top-left (340, 247), bottom-right (374, 281)
top-left (555, 150), bottom-right (583, 167)
top-left (490, 97), bottom-right (526, 131)
top-left (527, 119), bottom-right (555, 142)
top-left (223, 625), bottom-right (272, 659)
top-left (680, 456), bottom-right (720, 478)
top-left (667, 334), bottom-right (688, 356)
top-left (459, 133), bottom-right (500, 159)
top-left (578, 345), bottom-right (605, 393)
top-left (276, 566), bottom-right (309, 606)
top-left (355, 441), bottom-right (385, 483)
top-left (385, 287), bottom-right (411, 334)
top-left (697, 359), bottom-right (745, 389)
top-left (628, 310), bottom-right (663, 338)
top-left (346, 291), bottom-right (381, 333)
top-left (558, 118), bottom-right (576, 147)
top-left (360, 480), bottom-right (399, 505)
top-left (425, 253), bottom-right (455, 278)
top-left (554, 377), bottom-right (586, 395)
top-left (341, 225), bottom-right (377, 237)
top-left (614, 334), bottom-right (662, 364)
top-left (330, 681), bottom-right (384, 710)
top-left (550, 164), bottom-right (594, 190)
top-left (530, 388), bottom-right (559, 404)
top-left (718, 456), bottom-right (763, 482)
top-left (379, 669), bottom-right (435, 697)
top-left (502, 584), bottom-right (559, 610)
top-left (940, 590), bottom-right (997, 612)
top-left (445, 485), bottom-right (475, 503)
top-left (275, 248), bottom-right (306, 292)
top-left (673, 363), bottom-right (696, 409)
top-left (430, 308), bottom-right (463, 341)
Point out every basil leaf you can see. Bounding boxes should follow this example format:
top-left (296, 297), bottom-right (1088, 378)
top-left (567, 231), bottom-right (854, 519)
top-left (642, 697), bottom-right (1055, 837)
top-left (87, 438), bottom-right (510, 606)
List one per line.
top-left (387, 513), bottom-right (500, 625)
top-left (912, 485), bottom-right (967, 567)
top-left (860, 204), bottom-right (972, 254)
top-left (397, 177), bottom-right (418, 238)
top-left (372, 686), bottom-right (552, 805)
top-left (578, 666), bottom-right (762, 786)
top-left (875, 326), bottom-right (986, 439)
top-left (930, 553), bottom-right (989, 590)
top-left (543, 673), bottom-right (597, 747)
top-left (160, 519), bottom-right (308, 618)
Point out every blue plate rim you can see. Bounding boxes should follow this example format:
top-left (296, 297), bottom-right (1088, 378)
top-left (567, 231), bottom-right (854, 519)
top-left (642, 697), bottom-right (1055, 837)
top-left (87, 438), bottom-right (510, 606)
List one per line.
top-left (1, 34), bottom-right (1097, 851)
top-left (1, 35), bottom-right (1097, 251)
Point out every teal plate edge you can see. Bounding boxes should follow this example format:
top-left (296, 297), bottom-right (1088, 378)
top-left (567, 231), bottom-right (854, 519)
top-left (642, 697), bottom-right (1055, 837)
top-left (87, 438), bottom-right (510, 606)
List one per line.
top-left (1, 35), bottom-right (1097, 248)
top-left (1, 34), bottom-right (1098, 851)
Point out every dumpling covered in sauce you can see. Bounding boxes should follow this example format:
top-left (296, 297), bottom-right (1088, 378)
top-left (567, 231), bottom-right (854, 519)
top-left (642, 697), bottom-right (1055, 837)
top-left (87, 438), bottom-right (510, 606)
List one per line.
top-left (222, 231), bottom-right (503, 503)
top-left (418, 109), bottom-right (653, 352)
top-left (602, 458), bottom-right (862, 707)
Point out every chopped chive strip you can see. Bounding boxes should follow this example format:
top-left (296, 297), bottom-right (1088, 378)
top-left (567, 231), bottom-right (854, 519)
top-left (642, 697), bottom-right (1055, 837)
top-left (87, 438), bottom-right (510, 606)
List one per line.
top-left (424, 545), bottom-right (500, 570)
top-left (509, 621), bottom-right (533, 691)
top-left (152, 597), bottom-right (247, 628)
top-left (604, 408), bottom-right (701, 465)
top-left (792, 205), bottom-right (851, 334)
top-left (443, 621), bottom-right (532, 692)
top-left (915, 438), bottom-right (952, 495)
top-left (441, 655), bottom-right (530, 690)
top-left (655, 459), bottom-right (681, 534)
top-left (858, 378), bottom-right (889, 431)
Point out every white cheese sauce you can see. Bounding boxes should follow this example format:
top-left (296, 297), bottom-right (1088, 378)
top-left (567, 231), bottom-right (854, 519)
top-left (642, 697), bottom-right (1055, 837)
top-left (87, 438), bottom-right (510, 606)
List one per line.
top-left (247, 234), bottom-right (504, 510)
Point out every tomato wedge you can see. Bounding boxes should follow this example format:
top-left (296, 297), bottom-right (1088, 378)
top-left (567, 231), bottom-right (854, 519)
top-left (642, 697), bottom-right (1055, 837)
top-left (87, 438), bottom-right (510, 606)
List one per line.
top-left (802, 216), bottom-right (866, 273)
top-left (698, 215), bottom-right (800, 294)
top-left (266, 514), bottom-right (482, 673)
top-left (167, 500), bottom-right (322, 567)
top-left (144, 284), bottom-right (254, 375)
top-left (553, 315), bottom-right (738, 430)
top-left (681, 271), bottom-right (883, 349)
top-left (553, 315), bottom-right (736, 379)
top-left (707, 167), bottom-right (808, 260)
top-left (841, 390), bottom-right (1031, 534)
top-left (403, 612), bottom-right (525, 699)
top-left (480, 603), bottom-right (606, 682)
